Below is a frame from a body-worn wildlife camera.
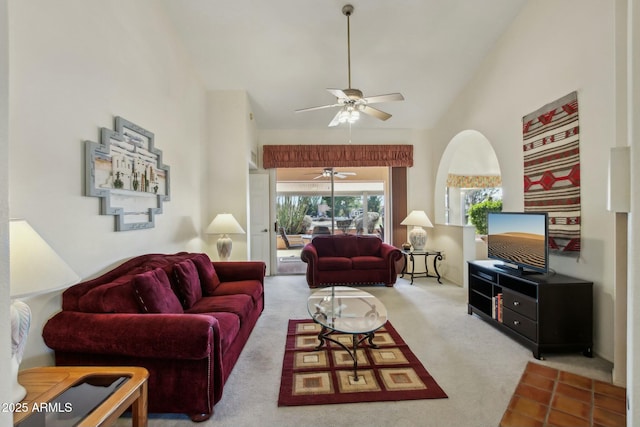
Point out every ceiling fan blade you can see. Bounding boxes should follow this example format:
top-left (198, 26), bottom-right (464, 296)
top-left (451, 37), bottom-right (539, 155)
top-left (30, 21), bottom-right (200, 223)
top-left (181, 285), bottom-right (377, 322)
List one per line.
top-left (296, 103), bottom-right (341, 113)
top-left (327, 88), bottom-right (348, 99)
top-left (361, 105), bottom-right (392, 121)
top-left (328, 110), bottom-right (343, 127)
top-left (339, 172), bottom-right (357, 176)
top-left (363, 93), bottom-right (405, 104)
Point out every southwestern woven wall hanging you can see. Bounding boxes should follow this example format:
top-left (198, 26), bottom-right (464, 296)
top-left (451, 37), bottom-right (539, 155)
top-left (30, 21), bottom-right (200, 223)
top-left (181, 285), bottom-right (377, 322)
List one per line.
top-left (522, 91), bottom-right (581, 256)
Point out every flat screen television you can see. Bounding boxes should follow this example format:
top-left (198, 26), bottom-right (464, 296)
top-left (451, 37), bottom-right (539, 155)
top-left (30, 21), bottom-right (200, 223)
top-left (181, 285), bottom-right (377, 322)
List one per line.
top-left (487, 212), bottom-right (549, 274)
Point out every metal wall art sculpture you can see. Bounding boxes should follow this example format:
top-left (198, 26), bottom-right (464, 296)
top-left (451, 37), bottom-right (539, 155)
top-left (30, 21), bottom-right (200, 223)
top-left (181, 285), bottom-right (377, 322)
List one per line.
top-left (85, 116), bottom-right (171, 231)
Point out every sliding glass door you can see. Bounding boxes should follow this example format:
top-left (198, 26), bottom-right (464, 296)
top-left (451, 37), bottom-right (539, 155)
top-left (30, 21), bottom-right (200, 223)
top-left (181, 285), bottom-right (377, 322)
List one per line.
top-left (275, 166), bottom-right (388, 274)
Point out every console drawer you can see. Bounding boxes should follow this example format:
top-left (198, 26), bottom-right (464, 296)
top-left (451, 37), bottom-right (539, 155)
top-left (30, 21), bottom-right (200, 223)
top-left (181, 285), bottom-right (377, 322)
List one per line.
top-left (502, 290), bottom-right (537, 321)
top-left (503, 308), bottom-right (537, 341)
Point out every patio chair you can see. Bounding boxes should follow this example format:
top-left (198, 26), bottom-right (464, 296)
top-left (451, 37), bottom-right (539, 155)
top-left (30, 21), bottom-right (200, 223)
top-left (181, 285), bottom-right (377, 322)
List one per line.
top-left (336, 219), bottom-right (353, 234)
top-left (279, 227), bottom-right (305, 249)
top-left (312, 225), bottom-right (331, 237)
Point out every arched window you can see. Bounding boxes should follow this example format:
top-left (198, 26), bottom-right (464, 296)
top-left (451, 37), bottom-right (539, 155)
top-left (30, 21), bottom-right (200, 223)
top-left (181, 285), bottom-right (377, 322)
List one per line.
top-left (434, 130), bottom-right (501, 230)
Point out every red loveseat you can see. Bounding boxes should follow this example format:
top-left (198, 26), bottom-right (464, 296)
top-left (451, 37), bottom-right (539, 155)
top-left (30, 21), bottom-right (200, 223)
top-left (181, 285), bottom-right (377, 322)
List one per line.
top-left (300, 234), bottom-right (402, 288)
top-left (42, 252), bottom-right (265, 422)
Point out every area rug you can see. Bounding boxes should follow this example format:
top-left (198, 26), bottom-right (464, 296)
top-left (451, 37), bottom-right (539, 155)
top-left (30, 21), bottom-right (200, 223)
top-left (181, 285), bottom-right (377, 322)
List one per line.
top-left (278, 319), bottom-right (447, 406)
top-left (500, 361), bottom-right (626, 427)
top-left (522, 91), bottom-right (581, 256)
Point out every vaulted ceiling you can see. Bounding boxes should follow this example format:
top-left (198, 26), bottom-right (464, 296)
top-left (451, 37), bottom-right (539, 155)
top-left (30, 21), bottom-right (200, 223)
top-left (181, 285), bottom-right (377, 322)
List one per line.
top-left (160, 0), bottom-right (527, 131)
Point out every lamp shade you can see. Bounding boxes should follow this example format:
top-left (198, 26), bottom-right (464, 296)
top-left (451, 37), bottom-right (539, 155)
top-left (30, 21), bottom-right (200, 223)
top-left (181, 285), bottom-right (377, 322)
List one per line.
top-left (10, 219), bottom-right (80, 298)
top-left (206, 213), bottom-right (246, 235)
top-left (9, 219), bottom-right (80, 404)
top-left (400, 210), bottom-right (434, 228)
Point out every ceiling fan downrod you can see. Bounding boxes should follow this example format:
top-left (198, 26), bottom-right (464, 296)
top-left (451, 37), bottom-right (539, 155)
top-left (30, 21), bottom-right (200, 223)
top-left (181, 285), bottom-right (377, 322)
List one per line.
top-left (343, 4), bottom-right (354, 89)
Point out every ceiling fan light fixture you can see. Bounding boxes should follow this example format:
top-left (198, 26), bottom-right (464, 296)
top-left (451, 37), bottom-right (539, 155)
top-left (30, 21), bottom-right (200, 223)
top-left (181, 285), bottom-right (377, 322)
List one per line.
top-left (338, 107), bottom-right (359, 124)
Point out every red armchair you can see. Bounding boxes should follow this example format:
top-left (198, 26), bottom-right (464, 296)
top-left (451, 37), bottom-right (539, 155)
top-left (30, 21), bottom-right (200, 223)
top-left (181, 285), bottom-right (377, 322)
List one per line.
top-left (300, 234), bottom-right (402, 287)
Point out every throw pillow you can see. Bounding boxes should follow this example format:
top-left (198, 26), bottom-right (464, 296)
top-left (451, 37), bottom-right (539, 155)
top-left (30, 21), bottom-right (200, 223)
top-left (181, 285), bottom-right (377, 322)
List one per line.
top-left (133, 268), bottom-right (183, 314)
top-left (191, 253), bottom-right (222, 295)
top-left (173, 259), bottom-right (202, 309)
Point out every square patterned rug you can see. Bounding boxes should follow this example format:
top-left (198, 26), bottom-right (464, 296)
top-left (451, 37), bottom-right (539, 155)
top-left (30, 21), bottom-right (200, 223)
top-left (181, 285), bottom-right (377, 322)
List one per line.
top-left (278, 319), bottom-right (447, 406)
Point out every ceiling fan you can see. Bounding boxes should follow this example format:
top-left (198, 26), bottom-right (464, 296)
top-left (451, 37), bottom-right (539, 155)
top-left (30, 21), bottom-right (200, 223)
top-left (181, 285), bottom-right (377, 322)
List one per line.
top-left (307, 168), bottom-right (357, 179)
top-left (296, 4), bottom-right (404, 127)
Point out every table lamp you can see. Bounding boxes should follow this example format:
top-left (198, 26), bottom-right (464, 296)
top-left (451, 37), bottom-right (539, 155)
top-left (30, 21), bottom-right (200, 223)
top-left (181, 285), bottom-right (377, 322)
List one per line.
top-left (206, 213), bottom-right (245, 261)
top-left (400, 210), bottom-right (434, 251)
top-left (10, 219), bottom-right (80, 403)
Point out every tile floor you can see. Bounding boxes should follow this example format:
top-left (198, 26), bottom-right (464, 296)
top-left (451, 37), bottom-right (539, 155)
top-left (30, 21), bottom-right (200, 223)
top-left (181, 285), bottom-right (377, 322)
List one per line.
top-left (500, 361), bottom-right (626, 427)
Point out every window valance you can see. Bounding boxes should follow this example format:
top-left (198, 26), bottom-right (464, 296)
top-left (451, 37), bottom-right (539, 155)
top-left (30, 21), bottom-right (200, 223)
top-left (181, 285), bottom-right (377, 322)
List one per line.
top-left (446, 174), bottom-right (502, 188)
top-left (262, 144), bottom-right (413, 169)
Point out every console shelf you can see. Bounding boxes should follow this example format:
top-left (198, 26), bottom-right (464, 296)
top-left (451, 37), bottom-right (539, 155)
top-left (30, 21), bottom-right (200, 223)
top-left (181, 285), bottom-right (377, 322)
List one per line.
top-left (467, 260), bottom-right (593, 359)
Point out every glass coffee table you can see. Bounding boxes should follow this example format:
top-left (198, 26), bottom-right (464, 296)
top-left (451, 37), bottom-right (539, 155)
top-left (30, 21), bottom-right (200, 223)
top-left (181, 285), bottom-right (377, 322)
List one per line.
top-left (307, 286), bottom-right (387, 381)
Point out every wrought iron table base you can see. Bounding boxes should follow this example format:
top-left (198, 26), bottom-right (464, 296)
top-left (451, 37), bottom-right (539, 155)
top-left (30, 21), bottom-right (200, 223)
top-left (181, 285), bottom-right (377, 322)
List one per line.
top-left (315, 327), bottom-right (378, 381)
top-left (400, 251), bottom-right (443, 284)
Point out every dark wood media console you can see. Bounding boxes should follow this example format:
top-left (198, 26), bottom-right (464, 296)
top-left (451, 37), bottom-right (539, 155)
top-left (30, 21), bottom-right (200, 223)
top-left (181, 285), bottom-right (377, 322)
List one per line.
top-left (468, 260), bottom-right (593, 359)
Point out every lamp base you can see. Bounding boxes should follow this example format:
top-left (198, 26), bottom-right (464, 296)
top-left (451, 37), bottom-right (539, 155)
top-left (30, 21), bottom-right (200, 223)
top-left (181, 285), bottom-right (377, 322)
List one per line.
top-left (409, 226), bottom-right (428, 251)
top-left (12, 355), bottom-right (26, 403)
top-left (11, 300), bottom-right (31, 403)
top-left (217, 235), bottom-right (233, 261)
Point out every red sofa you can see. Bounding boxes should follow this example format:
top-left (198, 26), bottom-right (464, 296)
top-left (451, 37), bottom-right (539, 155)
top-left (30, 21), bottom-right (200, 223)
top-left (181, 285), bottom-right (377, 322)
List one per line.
top-left (42, 252), bottom-right (265, 422)
top-left (300, 234), bottom-right (402, 287)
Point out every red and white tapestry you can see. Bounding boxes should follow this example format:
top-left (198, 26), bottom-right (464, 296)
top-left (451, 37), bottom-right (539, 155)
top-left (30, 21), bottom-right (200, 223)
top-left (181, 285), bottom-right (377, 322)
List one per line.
top-left (522, 91), bottom-right (581, 256)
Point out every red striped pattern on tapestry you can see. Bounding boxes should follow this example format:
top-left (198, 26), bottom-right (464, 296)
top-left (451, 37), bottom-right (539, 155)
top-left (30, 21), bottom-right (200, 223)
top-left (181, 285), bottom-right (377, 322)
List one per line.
top-left (523, 92), bottom-right (581, 256)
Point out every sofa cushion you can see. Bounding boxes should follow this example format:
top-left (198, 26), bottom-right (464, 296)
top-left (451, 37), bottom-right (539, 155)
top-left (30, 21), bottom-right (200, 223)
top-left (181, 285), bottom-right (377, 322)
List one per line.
top-left (206, 312), bottom-right (241, 352)
top-left (137, 253), bottom-right (193, 287)
top-left (78, 275), bottom-right (141, 313)
top-left (173, 259), bottom-right (202, 309)
top-left (318, 257), bottom-right (352, 271)
top-left (211, 280), bottom-right (263, 305)
top-left (191, 253), bottom-right (222, 295)
top-left (357, 236), bottom-right (382, 256)
top-left (187, 294), bottom-right (254, 324)
top-left (133, 268), bottom-right (184, 314)
top-left (334, 235), bottom-right (359, 258)
top-left (351, 256), bottom-right (386, 270)
top-left (312, 235), bottom-right (338, 257)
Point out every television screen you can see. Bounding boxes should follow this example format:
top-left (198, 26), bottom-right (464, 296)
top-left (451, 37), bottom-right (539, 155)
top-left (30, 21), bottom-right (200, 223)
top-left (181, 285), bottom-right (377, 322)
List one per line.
top-left (487, 212), bottom-right (548, 274)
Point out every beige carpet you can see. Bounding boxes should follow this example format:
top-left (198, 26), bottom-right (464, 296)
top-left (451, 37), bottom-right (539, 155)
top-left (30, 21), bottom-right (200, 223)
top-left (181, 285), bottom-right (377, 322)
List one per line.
top-left (113, 274), bottom-right (614, 427)
top-left (277, 255), bottom-right (306, 275)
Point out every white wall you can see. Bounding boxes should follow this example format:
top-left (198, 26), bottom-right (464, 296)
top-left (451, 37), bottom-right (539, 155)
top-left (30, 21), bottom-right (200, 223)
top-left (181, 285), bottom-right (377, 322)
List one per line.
top-left (430, 224), bottom-right (477, 287)
top-left (205, 90), bottom-right (256, 261)
top-left (1, 0), bottom-right (11, 421)
top-left (430, 0), bottom-right (617, 361)
top-left (8, 0), bottom-right (208, 367)
top-left (627, 0), bottom-right (640, 421)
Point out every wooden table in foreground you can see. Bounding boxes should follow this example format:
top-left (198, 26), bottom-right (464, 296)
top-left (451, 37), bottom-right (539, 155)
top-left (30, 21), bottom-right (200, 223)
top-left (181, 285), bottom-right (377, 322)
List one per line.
top-left (14, 366), bottom-right (148, 427)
